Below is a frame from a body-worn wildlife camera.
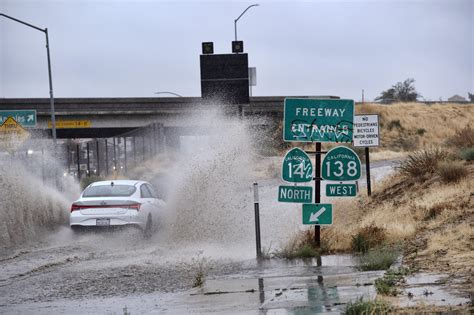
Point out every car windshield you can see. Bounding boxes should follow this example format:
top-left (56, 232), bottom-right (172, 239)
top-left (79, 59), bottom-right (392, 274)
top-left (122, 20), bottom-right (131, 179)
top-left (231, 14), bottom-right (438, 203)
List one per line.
top-left (83, 185), bottom-right (136, 197)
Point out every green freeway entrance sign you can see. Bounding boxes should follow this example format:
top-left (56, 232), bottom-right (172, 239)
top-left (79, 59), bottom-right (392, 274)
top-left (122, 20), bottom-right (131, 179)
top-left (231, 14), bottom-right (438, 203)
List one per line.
top-left (322, 146), bottom-right (361, 181)
top-left (302, 204), bottom-right (332, 225)
top-left (326, 184), bottom-right (357, 197)
top-left (0, 110), bottom-right (37, 128)
top-left (278, 185), bottom-right (313, 203)
top-left (282, 147), bottom-right (313, 183)
top-left (283, 98), bottom-right (354, 143)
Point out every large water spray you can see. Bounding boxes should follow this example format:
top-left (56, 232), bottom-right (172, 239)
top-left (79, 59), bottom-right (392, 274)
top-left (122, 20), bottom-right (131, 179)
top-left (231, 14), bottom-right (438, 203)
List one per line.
top-left (0, 144), bottom-right (80, 249)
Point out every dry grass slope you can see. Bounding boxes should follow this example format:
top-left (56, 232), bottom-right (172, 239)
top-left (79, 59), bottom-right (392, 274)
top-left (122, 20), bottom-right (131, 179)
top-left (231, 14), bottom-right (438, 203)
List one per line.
top-left (356, 102), bottom-right (474, 152)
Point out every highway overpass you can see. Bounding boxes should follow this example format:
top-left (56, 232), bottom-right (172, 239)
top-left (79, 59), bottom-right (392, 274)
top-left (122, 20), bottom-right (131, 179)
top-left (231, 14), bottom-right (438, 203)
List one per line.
top-left (0, 96), bottom-right (338, 138)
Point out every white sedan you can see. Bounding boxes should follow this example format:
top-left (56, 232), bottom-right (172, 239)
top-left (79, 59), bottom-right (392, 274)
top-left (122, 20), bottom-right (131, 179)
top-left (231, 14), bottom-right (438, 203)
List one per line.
top-left (70, 180), bottom-right (165, 237)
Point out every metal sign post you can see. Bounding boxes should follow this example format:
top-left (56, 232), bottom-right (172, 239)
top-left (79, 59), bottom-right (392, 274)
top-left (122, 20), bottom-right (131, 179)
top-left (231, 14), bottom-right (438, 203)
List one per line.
top-left (365, 147), bottom-right (372, 196)
top-left (314, 142), bottom-right (322, 246)
top-left (353, 114), bottom-right (380, 197)
top-left (253, 183), bottom-right (262, 260)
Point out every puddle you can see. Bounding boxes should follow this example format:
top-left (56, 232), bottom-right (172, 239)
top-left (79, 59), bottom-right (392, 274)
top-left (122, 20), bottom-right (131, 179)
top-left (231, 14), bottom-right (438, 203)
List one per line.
top-left (189, 255), bottom-right (384, 314)
top-left (395, 273), bottom-right (471, 307)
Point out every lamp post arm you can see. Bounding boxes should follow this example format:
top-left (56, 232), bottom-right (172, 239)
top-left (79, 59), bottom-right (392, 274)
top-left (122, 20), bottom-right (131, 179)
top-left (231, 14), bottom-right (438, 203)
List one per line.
top-left (154, 91), bottom-right (183, 97)
top-left (0, 13), bottom-right (45, 32)
top-left (234, 4), bottom-right (259, 41)
top-left (235, 4), bottom-right (259, 23)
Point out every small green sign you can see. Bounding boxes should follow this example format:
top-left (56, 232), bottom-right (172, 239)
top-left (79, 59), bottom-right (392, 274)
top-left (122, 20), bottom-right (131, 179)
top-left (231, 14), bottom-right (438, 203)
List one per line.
top-left (0, 110), bottom-right (37, 128)
top-left (326, 184), bottom-right (357, 197)
top-left (302, 204), bottom-right (333, 225)
top-left (322, 146), bottom-right (361, 181)
top-left (282, 147), bottom-right (313, 183)
top-left (283, 98), bottom-right (354, 143)
top-left (278, 185), bottom-right (313, 203)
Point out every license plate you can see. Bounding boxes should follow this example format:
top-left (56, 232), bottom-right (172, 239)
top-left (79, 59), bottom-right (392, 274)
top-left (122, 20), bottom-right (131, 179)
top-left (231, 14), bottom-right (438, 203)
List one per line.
top-left (96, 218), bottom-right (110, 226)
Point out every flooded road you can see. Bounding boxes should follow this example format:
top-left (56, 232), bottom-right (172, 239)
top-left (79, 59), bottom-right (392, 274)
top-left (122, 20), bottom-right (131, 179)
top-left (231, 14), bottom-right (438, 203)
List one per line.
top-left (0, 157), bottom-right (401, 314)
top-left (1, 249), bottom-right (384, 314)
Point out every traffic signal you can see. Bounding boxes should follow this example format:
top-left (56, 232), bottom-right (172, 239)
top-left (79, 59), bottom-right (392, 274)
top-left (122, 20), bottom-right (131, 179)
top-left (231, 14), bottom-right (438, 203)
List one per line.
top-left (232, 41), bottom-right (244, 53)
top-left (202, 42), bottom-right (214, 54)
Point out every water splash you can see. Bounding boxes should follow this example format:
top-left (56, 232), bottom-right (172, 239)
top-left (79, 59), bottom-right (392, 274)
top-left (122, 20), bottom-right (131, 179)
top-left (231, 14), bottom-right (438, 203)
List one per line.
top-left (161, 108), bottom-right (256, 246)
top-left (0, 143), bottom-right (80, 249)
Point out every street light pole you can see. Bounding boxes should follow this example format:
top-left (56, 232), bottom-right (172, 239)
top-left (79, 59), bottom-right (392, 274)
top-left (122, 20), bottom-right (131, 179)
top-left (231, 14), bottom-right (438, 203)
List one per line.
top-left (0, 13), bottom-right (57, 144)
top-left (234, 4), bottom-right (259, 41)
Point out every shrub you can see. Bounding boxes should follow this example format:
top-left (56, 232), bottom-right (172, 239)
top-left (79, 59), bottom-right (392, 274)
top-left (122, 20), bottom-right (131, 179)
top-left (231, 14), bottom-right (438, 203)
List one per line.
top-left (345, 297), bottom-right (391, 314)
top-left (189, 252), bottom-right (211, 288)
top-left (387, 120), bottom-right (402, 131)
top-left (179, 252), bottom-right (213, 288)
top-left (437, 161), bottom-right (468, 183)
top-left (294, 244), bottom-right (319, 258)
top-left (374, 277), bottom-right (399, 295)
top-left (397, 149), bottom-right (448, 178)
top-left (351, 233), bottom-right (369, 254)
top-left (391, 136), bottom-right (419, 151)
top-left (448, 125), bottom-right (474, 148)
top-left (357, 247), bottom-right (400, 271)
top-left (275, 229), bottom-right (330, 259)
top-left (416, 128), bottom-right (426, 136)
top-left (459, 148), bottom-right (474, 161)
top-left (351, 225), bottom-right (386, 253)
top-left (374, 267), bottom-right (411, 296)
top-left (424, 203), bottom-right (447, 220)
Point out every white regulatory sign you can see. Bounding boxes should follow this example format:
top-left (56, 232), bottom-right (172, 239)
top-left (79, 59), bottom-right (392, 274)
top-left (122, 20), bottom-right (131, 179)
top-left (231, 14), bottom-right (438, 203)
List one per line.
top-left (353, 114), bottom-right (380, 147)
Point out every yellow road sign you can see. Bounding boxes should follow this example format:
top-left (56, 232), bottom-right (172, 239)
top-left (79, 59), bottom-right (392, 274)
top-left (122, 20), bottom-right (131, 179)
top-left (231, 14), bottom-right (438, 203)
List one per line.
top-left (0, 116), bottom-right (31, 152)
top-left (48, 120), bottom-right (91, 129)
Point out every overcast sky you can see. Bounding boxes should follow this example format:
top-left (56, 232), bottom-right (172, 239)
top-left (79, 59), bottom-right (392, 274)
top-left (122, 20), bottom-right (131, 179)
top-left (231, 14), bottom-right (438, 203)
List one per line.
top-left (0, 0), bottom-right (472, 101)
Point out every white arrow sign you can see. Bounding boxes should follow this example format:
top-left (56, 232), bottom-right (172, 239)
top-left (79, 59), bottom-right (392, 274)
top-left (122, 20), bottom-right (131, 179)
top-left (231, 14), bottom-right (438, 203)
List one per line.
top-left (27, 115), bottom-right (34, 122)
top-left (309, 207), bottom-right (326, 222)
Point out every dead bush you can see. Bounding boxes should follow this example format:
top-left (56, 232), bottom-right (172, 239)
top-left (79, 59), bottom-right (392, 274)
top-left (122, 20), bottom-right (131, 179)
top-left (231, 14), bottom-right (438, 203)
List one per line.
top-left (397, 149), bottom-right (448, 179)
top-left (437, 161), bottom-right (468, 183)
top-left (275, 229), bottom-right (332, 258)
top-left (387, 120), bottom-right (403, 131)
top-left (392, 136), bottom-right (419, 151)
top-left (448, 125), bottom-right (474, 149)
top-left (351, 225), bottom-right (387, 253)
top-left (424, 202), bottom-right (453, 220)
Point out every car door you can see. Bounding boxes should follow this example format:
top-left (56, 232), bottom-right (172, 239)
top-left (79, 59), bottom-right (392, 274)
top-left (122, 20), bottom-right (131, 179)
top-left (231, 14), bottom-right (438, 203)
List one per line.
top-left (145, 184), bottom-right (164, 215)
top-left (139, 184), bottom-right (155, 221)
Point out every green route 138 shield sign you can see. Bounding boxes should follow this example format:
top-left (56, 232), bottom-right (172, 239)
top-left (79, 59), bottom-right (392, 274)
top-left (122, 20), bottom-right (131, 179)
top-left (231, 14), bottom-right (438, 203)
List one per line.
top-left (281, 147), bottom-right (313, 183)
top-left (322, 146), bottom-right (361, 181)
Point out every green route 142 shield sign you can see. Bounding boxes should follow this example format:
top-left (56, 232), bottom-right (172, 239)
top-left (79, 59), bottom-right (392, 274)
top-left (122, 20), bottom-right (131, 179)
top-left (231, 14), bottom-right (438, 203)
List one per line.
top-left (283, 98), bottom-right (354, 143)
top-left (282, 147), bottom-right (313, 183)
top-left (322, 146), bottom-right (361, 181)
